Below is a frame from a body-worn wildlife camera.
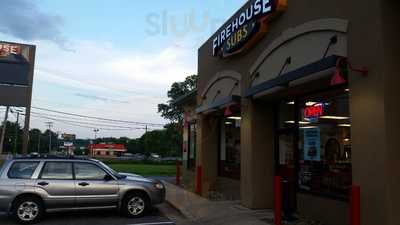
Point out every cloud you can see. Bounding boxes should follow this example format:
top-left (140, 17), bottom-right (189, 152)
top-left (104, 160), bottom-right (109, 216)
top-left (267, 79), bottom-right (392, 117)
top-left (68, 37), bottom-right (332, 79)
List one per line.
top-left (0, 0), bottom-right (67, 48)
top-left (34, 40), bottom-right (196, 96)
top-left (26, 39), bottom-right (195, 138)
top-left (106, 45), bottom-right (197, 85)
top-left (75, 93), bottom-right (129, 104)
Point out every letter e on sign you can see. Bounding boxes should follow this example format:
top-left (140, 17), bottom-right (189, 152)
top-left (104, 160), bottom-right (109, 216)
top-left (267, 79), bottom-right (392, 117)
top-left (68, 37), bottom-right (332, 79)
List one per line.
top-left (0, 44), bottom-right (21, 57)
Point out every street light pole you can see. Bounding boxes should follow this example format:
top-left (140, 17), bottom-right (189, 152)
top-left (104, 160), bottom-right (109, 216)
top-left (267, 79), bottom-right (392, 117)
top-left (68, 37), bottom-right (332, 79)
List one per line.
top-left (0, 106), bottom-right (10, 155)
top-left (12, 109), bottom-right (22, 155)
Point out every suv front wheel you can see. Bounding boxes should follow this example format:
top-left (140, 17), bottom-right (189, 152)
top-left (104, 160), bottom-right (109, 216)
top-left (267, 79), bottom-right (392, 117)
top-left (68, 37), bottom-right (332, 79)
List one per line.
top-left (12, 196), bottom-right (44, 224)
top-left (122, 192), bottom-right (150, 218)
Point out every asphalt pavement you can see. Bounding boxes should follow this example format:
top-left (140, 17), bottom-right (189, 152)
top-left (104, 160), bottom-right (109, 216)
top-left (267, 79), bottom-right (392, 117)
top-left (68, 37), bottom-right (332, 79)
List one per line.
top-left (0, 203), bottom-right (180, 225)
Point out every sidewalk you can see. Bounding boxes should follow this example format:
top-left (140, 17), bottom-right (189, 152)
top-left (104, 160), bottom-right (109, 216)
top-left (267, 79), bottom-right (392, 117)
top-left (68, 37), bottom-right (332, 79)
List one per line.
top-left (164, 181), bottom-right (274, 225)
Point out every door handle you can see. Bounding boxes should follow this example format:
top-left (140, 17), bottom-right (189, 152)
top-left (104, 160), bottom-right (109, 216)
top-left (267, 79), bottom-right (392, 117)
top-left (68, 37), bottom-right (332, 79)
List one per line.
top-left (38, 182), bottom-right (49, 186)
top-left (78, 182), bottom-right (90, 187)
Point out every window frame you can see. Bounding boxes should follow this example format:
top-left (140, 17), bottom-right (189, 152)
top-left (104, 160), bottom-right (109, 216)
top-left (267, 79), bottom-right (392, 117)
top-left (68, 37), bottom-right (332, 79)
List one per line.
top-left (73, 162), bottom-right (112, 181)
top-left (39, 161), bottom-right (74, 180)
top-left (7, 161), bottom-right (40, 180)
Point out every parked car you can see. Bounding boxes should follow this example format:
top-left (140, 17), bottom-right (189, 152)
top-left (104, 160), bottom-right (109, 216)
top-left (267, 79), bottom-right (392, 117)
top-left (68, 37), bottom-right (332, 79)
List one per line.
top-left (0, 156), bottom-right (165, 224)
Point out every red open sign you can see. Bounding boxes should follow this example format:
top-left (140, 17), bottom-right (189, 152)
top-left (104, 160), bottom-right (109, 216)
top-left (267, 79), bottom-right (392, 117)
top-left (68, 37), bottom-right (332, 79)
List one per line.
top-left (304, 104), bottom-right (324, 119)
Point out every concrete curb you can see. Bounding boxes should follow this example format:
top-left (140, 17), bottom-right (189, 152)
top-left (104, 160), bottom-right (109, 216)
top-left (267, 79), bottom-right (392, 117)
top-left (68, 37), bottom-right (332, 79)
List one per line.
top-left (163, 182), bottom-right (202, 222)
top-left (163, 181), bottom-right (271, 225)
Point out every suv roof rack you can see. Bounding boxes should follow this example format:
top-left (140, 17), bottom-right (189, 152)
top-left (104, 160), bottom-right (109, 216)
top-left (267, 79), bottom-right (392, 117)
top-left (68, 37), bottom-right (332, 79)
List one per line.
top-left (13, 154), bottom-right (92, 160)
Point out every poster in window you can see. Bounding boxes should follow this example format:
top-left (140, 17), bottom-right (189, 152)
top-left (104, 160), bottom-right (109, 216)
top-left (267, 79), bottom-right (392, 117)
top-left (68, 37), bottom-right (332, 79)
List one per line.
top-left (303, 127), bottom-right (321, 161)
top-left (279, 134), bottom-right (293, 165)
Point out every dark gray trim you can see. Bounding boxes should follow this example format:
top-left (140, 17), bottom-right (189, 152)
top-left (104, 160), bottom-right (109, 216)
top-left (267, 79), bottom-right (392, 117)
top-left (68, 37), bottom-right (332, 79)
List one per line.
top-left (245, 55), bottom-right (340, 98)
top-left (196, 95), bottom-right (241, 114)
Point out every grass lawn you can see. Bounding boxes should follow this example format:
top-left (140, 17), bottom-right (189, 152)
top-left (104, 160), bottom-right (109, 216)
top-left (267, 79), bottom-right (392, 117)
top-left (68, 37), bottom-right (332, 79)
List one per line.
top-left (0, 159), bottom-right (176, 177)
top-left (107, 163), bottom-right (176, 177)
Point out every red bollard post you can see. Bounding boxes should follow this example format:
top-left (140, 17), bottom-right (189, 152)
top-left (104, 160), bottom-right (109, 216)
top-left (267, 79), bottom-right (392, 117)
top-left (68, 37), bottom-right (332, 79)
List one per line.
top-left (176, 160), bottom-right (181, 186)
top-left (274, 176), bottom-right (282, 225)
top-left (195, 166), bottom-right (202, 195)
top-left (350, 185), bottom-right (361, 225)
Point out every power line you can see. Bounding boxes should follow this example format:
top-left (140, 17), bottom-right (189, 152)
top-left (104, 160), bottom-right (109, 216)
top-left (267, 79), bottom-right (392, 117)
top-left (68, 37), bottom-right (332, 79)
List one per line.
top-left (31, 113), bottom-right (147, 129)
top-left (30, 111), bottom-right (146, 128)
top-left (32, 106), bottom-right (165, 127)
top-left (28, 114), bottom-right (153, 131)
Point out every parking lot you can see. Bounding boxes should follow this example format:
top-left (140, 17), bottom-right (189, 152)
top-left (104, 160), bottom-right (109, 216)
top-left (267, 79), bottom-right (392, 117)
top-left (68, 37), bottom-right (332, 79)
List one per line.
top-left (0, 203), bottom-right (181, 225)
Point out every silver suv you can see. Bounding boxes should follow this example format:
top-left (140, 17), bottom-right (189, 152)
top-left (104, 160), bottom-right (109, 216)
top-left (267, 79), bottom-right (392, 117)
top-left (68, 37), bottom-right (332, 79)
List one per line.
top-left (0, 157), bottom-right (165, 224)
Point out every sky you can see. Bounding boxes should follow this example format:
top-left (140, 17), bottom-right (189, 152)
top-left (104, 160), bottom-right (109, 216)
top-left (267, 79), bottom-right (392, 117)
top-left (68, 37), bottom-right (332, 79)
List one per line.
top-left (0, 0), bottom-right (246, 139)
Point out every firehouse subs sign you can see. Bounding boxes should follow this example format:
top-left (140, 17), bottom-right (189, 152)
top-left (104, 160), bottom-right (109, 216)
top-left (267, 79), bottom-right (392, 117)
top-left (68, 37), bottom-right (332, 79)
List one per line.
top-left (212, 0), bottom-right (287, 58)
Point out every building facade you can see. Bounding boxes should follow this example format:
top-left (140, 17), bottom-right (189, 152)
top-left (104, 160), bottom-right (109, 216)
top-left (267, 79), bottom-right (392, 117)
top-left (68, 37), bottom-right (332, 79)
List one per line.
top-left (177, 1), bottom-right (400, 225)
top-left (89, 143), bottom-right (127, 157)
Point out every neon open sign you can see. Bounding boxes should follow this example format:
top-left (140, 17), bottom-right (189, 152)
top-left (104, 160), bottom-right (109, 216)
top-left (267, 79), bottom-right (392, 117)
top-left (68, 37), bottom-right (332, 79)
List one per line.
top-left (304, 103), bottom-right (324, 120)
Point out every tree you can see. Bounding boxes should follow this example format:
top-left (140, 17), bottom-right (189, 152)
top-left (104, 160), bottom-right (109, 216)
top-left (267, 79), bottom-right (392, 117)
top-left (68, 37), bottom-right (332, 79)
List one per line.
top-left (41, 130), bottom-right (59, 153)
top-left (0, 121), bottom-right (23, 154)
top-left (158, 74), bottom-right (197, 122)
top-left (28, 129), bottom-right (42, 153)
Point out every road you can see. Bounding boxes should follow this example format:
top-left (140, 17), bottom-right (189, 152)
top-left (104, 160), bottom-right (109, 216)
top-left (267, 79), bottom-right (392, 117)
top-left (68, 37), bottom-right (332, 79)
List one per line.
top-left (0, 203), bottom-right (184, 225)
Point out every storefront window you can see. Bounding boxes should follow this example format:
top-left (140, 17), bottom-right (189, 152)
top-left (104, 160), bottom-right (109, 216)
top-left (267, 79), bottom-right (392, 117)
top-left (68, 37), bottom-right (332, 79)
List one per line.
top-left (298, 89), bottom-right (351, 198)
top-left (277, 101), bottom-right (296, 177)
top-left (219, 117), bottom-right (241, 180)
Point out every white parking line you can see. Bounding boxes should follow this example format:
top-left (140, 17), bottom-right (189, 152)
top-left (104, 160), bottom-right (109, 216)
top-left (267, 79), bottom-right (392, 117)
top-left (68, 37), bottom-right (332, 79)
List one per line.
top-left (127, 222), bottom-right (175, 225)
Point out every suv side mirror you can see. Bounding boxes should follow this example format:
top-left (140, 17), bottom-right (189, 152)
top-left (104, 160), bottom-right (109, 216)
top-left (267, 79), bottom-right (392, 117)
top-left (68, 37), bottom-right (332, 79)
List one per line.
top-left (104, 174), bottom-right (113, 181)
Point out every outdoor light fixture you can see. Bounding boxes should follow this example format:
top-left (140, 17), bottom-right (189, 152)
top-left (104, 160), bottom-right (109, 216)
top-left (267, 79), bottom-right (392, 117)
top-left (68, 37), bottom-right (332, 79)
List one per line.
top-left (287, 101), bottom-right (295, 105)
top-left (228, 116), bottom-right (241, 120)
top-left (320, 116), bottom-right (350, 120)
top-left (331, 57), bottom-right (368, 86)
top-left (225, 122), bottom-right (233, 125)
top-left (338, 124), bottom-right (351, 127)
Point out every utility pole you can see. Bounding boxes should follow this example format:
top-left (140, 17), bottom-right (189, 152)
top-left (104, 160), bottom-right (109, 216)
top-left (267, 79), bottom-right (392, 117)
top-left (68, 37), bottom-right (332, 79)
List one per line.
top-left (37, 132), bottom-right (40, 154)
top-left (145, 125), bottom-right (148, 154)
top-left (45, 122), bottom-right (53, 153)
top-left (92, 129), bottom-right (99, 157)
top-left (0, 106), bottom-right (10, 155)
top-left (56, 131), bottom-right (60, 153)
top-left (11, 108), bottom-right (22, 155)
top-left (93, 129), bottom-right (99, 140)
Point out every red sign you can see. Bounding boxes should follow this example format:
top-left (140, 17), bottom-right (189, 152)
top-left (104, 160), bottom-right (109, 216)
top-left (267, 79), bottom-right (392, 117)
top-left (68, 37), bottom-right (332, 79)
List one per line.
top-left (0, 43), bottom-right (21, 57)
top-left (304, 104), bottom-right (324, 119)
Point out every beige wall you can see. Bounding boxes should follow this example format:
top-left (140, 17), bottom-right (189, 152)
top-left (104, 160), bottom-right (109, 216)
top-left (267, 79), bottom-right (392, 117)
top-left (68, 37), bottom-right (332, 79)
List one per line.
top-left (197, 114), bottom-right (219, 196)
top-left (347, 1), bottom-right (400, 225)
top-left (381, 2), bottom-right (400, 225)
top-left (241, 98), bottom-right (275, 209)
